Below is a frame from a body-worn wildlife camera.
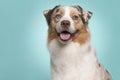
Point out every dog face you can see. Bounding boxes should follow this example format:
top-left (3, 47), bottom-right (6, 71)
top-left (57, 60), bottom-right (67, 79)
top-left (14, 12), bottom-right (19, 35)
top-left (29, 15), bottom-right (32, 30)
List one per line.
top-left (44, 5), bottom-right (92, 44)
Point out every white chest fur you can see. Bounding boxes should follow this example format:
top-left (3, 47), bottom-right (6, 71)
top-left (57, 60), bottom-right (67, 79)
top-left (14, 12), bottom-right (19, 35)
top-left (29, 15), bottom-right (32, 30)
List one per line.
top-left (48, 39), bottom-right (100, 80)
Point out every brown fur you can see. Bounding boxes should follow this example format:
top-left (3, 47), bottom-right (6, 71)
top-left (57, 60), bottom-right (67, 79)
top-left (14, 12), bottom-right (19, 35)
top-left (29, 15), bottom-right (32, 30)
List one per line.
top-left (70, 8), bottom-right (90, 45)
top-left (46, 6), bottom-right (90, 45)
top-left (44, 5), bottom-right (61, 25)
top-left (72, 26), bottom-right (90, 45)
top-left (52, 7), bottom-right (65, 23)
top-left (44, 5), bottom-right (112, 80)
top-left (48, 28), bottom-right (57, 44)
top-left (48, 7), bottom-right (65, 43)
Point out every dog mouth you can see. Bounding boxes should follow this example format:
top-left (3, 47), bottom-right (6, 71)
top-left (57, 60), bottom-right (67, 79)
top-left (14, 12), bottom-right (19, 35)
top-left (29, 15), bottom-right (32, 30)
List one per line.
top-left (57, 30), bottom-right (78, 41)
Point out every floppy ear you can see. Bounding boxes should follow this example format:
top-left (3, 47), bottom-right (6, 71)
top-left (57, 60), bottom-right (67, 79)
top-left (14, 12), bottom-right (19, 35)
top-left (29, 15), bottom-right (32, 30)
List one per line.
top-left (43, 5), bottom-right (61, 25)
top-left (43, 9), bottom-right (53, 25)
top-left (73, 5), bottom-right (93, 24)
top-left (43, 9), bottom-right (51, 16)
top-left (82, 9), bottom-right (92, 23)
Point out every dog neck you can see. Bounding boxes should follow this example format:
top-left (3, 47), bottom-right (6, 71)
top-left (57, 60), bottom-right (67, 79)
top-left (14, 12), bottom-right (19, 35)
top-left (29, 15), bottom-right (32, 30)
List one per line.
top-left (48, 39), bottom-right (98, 80)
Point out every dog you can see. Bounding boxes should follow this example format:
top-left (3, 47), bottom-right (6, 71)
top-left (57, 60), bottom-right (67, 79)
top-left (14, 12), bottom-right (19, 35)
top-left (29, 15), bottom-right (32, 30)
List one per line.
top-left (43, 5), bottom-right (112, 80)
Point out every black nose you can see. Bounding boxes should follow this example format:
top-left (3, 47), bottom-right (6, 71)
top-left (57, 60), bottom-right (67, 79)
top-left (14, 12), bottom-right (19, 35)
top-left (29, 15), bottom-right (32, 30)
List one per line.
top-left (61, 20), bottom-right (70, 28)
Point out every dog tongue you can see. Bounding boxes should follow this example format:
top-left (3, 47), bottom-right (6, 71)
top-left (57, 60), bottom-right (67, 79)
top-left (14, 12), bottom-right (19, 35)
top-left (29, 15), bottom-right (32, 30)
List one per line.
top-left (60, 33), bottom-right (71, 40)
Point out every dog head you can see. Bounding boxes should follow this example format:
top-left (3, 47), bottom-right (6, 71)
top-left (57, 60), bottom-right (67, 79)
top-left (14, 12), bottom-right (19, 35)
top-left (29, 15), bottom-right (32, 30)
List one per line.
top-left (44, 5), bottom-right (92, 44)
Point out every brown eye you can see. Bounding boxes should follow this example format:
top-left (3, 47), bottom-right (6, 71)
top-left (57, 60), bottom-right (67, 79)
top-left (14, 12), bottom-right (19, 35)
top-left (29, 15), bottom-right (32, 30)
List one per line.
top-left (55, 14), bottom-right (62, 19)
top-left (72, 15), bottom-right (79, 20)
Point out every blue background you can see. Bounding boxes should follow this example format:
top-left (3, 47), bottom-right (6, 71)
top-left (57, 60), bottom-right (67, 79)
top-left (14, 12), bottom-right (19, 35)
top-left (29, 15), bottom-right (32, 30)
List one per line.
top-left (0, 0), bottom-right (119, 80)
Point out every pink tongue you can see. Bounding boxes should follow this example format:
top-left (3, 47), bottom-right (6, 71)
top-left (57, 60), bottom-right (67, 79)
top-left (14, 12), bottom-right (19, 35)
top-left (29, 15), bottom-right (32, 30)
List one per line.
top-left (60, 33), bottom-right (71, 40)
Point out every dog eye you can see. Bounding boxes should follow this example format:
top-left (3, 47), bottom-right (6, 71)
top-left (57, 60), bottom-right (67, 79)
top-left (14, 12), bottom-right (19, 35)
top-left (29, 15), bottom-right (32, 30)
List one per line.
top-left (55, 14), bottom-right (62, 19)
top-left (72, 15), bottom-right (79, 20)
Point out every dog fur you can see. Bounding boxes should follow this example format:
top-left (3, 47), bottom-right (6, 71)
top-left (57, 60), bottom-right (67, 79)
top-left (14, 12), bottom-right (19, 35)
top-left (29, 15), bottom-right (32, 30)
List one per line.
top-left (43, 5), bottom-right (112, 80)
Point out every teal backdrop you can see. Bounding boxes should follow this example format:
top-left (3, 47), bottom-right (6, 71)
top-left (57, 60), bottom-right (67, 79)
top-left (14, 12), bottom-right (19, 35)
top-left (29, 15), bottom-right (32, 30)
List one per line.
top-left (0, 0), bottom-right (119, 80)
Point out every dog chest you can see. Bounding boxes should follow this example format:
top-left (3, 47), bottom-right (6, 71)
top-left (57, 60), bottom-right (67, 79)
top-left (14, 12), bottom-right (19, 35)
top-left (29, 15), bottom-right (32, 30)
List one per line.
top-left (48, 39), bottom-right (98, 80)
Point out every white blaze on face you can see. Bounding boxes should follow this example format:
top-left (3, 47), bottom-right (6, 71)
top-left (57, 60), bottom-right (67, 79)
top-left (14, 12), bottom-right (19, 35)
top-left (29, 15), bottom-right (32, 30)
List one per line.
top-left (56, 6), bottom-right (76, 34)
top-left (55, 6), bottom-right (77, 44)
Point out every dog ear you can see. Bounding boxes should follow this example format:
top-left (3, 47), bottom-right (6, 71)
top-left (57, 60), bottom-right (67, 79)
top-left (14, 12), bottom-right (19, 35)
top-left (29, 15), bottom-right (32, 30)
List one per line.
top-left (72, 5), bottom-right (82, 12)
top-left (82, 9), bottom-right (92, 24)
top-left (73, 5), bottom-right (93, 24)
top-left (43, 9), bottom-right (53, 25)
top-left (43, 5), bottom-right (61, 25)
top-left (43, 9), bottom-right (51, 16)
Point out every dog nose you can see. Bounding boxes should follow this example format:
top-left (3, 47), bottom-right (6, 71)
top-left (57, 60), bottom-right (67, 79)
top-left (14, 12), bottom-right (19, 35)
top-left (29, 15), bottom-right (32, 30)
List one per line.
top-left (61, 20), bottom-right (70, 28)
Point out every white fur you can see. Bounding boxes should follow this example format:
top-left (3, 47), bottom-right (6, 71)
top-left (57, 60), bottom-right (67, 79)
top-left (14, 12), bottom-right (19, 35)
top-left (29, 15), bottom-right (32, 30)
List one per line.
top-left (82, 10), bottom-right (92, 22)
top-left (46, 6), bottom-right (111, 80)
top-left (48, 39), bottom-right (102, 80)
top-left (48, 7), bottom-right (100, 80)
top-left (56, 6), bottom-right (76, 34)
top-left (56, 6), bottom-right (77, 44)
